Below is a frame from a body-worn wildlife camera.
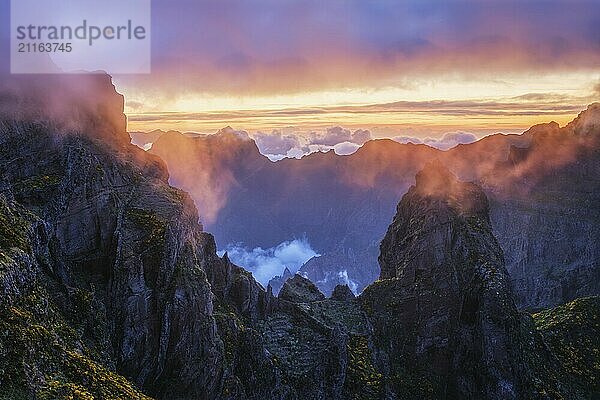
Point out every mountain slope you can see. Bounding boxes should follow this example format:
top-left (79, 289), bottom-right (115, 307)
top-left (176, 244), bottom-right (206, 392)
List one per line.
top-left (0, 196), bottom-right (152, 399)
top-left (361, 162), bottom-right (599, 399)
top-left (148, 104), bottom-right (600, 309)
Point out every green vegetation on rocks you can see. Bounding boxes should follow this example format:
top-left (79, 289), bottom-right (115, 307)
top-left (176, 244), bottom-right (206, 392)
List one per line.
top-left (343, 335), bottom-right (383, 399)
top-left (533, 296), bottom-right (600, 396)
top-left (0, 199), bottom-right (31, 252)
top-left (0, 284), bottom-right (152, 400)
top-left (126, 208), bottom-right (167, 244)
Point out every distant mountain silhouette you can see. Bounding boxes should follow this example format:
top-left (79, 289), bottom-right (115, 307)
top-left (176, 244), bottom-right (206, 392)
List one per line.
top-left (149, 104), bottom-right (600, 308)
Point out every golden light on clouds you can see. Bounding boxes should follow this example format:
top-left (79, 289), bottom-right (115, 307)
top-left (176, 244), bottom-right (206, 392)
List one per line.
top-left (121, 70), bottom-right (599, 137)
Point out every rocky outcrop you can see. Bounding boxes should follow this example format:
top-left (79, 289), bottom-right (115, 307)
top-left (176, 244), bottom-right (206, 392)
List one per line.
top-left (365, 161), bottom-right (528, 399)
top-left (278, 274), bottom-right (326, 303)
top-left (331, 284), bottom-right (355, 301)
top-left (203, 247), bottom-right (273, 323)
top-left (0, 194), bottom-right (153, 399)
top-left (258, 284), bottom-right (371, 399)
top-left (0, 75), bottom-right (226, 399)
top-left (266, 267), bottom-right (293, 296)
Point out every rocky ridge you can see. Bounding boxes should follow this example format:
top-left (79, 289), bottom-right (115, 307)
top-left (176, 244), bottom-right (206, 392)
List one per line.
top-left (147, 104), bottom-right (600, 309)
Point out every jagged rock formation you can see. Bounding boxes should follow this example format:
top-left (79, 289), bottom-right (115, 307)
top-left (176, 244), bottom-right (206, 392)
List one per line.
top-left (258, 280), bottom-right (372, 399)
top-left (298, 245), bottom-right (378, 296)
top-left (278, 274), bottom-right (326, 303)
top-left (0, 196), bottom-right (153, 399)
top-left (266, 267), bottom-right (293, 296)
top-left (0, 75), bottom-right (229, 399)
top-left (366, 161), bottom-right (527, 398)
top-left (204, 249), bottom-right (273, 323)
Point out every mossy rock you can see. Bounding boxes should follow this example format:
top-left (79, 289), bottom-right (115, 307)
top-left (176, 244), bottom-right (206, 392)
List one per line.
top-left (532, 296), bottom-right (600, 396)
top-left (343, 335), bottom-right (383, 399)
top-left (125, 208), bottom-right (167, 248)
top-left (0, 282), bottom-right (152, 399)
top-left (0, 198), bottom-right (31, 252)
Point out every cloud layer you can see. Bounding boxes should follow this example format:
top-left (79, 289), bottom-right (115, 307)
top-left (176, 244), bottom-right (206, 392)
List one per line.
top-left (252, 126), bottom-right (372, 160)
top-left (219, 239), bottom-right (319, 286)
top-left (251, 127), bottom-right (479, 158)
top-left (109, 0), bottom-right (600, 97)
top-left (393, 131), bottom-right (478, 150)
top-left (254, 128), bottom-right (483, 157)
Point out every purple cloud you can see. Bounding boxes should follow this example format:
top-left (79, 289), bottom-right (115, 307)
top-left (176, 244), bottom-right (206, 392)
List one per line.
top-left (253, 130), bottom-right (303, 155)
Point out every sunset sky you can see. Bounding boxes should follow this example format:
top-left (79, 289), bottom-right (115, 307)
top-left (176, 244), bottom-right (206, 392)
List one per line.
top-left (2, 0), bottom-right (599, 139)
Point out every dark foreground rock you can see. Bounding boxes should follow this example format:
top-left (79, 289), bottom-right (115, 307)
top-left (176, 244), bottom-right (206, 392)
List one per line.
top-left (331, 284), bottom-right (356, 301)
top-left (365, 161), bottom-right (528, 398)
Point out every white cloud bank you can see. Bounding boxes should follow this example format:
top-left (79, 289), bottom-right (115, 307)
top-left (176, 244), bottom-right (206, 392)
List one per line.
top-left (219, 239), bottom-right (319, 287)
top-left (252, 126), bottom-right (373, 160)
top-left (253, 128), bottom-right (480, 160)
top-left (392, 131), bottom-right (478, 150)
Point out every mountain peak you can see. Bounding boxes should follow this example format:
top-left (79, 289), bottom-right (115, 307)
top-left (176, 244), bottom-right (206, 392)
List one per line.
top-left (0, 73), bottom-right (129, 146)
top-left (215, 126), bottom-right (251, 141)
top-left (278, 274), bottom-right (325, 303)
top-left (413, 159), bottom-right (455, 195)
top-left (369, 164), bottom-right (526, 398)
top-left (412, 160), bottom-right (489, 220)
top-left (566, 102), bottom-right (600, 136)
top-left (330, 284), bottom-right (355, 301)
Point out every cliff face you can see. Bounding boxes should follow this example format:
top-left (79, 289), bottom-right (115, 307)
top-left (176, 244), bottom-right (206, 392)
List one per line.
top-left (0, 195), bottom-right (156, 399)
top-left (485, 108), bottom-right (600, 309)
top-left (0, 79), bottom-right (226, 398)
top-left (361, 162), bottom-right (600, 399)
top-left (366, 162), bottom-right (526, 399)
